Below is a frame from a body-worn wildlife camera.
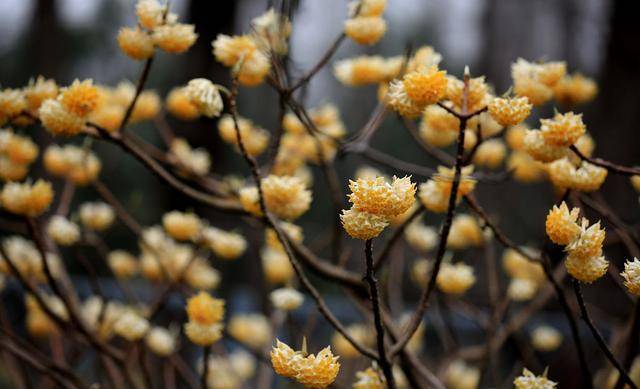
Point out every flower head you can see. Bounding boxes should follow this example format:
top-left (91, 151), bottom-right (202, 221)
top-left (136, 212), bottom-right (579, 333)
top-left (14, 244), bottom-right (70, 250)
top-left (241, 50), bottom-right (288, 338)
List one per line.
top-left (621, 258), bottom-right (640, 296)
top-left (1, 179), bottom-right (54, 217)
top-left (185, 78), bottom-right (223, 118)
top-left (341, 208), bottom-right (389, 240)
top-left (348, 175), bottom-right (415, 217)
top-left (162, 211), bottom-right (201, 241)
top-left (545, 202), bottom-right (581, 245)
top-left (436, 262), bottom-right (476, 295)
top-left (488, 96), bottom-right (532, 126)
top-left (201, 227), bottom-right (247, 260)
top-left (79, 202), bottom-right (115, 231)
top-left (153, 23), bottom-right (198, 53)
top-left (540, 112), bottom-right (586, 147)
top-left (114, 311), bottom-right (149, 341)
top-left (186, 291), bottom-right (225, 325)
top-left (39, 99), bottom-right (85, 136)
top-left (118, 27), bottom-right (155, 60)
top-left (514, 368), bottom-right (557, 389)
top-left (531, 325), bottom-right (562, 352)
top-left (261, 175), bottom-right (312, 220)
top-left (145, 326), bottom-right (176, 356)
top-left (47, 216), bottom-right (80, 246)
top-left (402, 66), bottom-right (448, 106)
top-left (344, 16), bottom-right (387, 45)
top-left (270, 287), bottom-right (304, 311)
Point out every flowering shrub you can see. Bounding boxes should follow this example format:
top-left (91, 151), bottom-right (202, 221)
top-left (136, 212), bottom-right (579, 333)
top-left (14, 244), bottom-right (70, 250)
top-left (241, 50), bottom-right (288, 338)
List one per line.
top-left (1, 0), bottom-right (640, 388)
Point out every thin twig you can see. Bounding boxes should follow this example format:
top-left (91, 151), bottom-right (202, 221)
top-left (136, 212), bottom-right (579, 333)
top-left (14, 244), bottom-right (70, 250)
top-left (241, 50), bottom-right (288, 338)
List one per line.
top-left (119, 57), bottom-right (154, 133)
top-left (570, 145), bottom-right (640, 176)
top-left (364, 239), bottom-right (395, 388)
top-left (572, 280), bottom-right (637, 389)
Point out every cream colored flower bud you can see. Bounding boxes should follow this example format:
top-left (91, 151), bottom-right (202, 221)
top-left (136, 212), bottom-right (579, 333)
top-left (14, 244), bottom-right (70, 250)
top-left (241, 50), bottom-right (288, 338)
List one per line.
top-left (145, 326), bottom-right (176, 356)
top-left (270, 287), bottom-right (304, 311)
top-left (113, 311), bottom-right (149, 341)
top-left (185, 78), bottom-right (223, 118)
top-left (47, 215), bottom-right (80, 246)
top-left (162, 210), bottom-right (201, 241)
top-left (79, 202), bottom-right (115, 231)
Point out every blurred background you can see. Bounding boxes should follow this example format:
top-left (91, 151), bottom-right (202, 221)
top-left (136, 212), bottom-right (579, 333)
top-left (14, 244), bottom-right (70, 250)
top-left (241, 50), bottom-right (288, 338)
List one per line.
top-left (1, 0), bottom-right (640, 387)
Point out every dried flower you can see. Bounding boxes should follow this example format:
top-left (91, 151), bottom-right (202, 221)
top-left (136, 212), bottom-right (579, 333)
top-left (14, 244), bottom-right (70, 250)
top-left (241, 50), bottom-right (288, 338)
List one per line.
top-left (436, 262), bottom-right (475, 295)
top-left (488, 96), bottom-right (532, 126)
top-left (1, 179), bottom-right (54, 217)
top-left (344, 16), bottom-right (387, 45)
top-left (185, 78), bottom-right (223, 118)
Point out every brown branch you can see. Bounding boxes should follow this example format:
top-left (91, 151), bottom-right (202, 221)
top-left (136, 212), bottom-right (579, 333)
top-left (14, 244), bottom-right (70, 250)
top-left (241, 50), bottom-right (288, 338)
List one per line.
top-left (364, 239), bottom-right (395, 388)
top-left (119, 57), bottom-right (154, 133)
top-left (201, 345), bottom-right (211, 389)
top-left (227, 76), bottom-right (378, 360)
top-left (570, 145), bottom-right (640, 176)
top-left (572, 280), bottom-right (637, 389)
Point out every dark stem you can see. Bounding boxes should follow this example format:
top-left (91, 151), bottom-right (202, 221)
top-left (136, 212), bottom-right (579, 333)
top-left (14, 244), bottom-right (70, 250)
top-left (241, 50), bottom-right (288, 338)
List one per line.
top-left (119, 57), bottom-right (154, 133)
top-left (201, 345), bottom-right (211, 389)
top-left (289, 33), bottom-right (346, 92)
top-left (364, 239), bottom-right (396, 389)
top-left (570, 145), bottom-right (640, 176)
top-left (572, 280), bottom-right (637, 389)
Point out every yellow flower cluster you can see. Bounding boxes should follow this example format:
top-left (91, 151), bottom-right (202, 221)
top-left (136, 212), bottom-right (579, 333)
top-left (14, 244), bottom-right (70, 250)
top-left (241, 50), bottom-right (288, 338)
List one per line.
top-left (353, 365), bottom-right (386, 389)
top-left (212, 34), bottom-right (270, 86)
top-left (546, 203), bottom-right (608, 283)
top-left (113, 310), bottom-right (150, 341)
top-left (185, 78), bottom-right (223, 118)
top-left (184, 291), bottom-right (225, 346)
top-left (523, 112), bottom-right (587, 166)
top-left (444, 360), bottom-right (480, 389)
top-left (0, 88), bottom-right (28, 126)
top-left (79, 201), bottom-right (115, 231)
top-left (436, 261), bottom-right (476, 295)
top-left (418, 165), bottom-right (476, 213)
top-left (447, 214), bottom-right (484, 250)
top-left (251, 8), bottom-right (292, 55)
top-left (47, 215), bottom-right (80, 246)
top-left (388, 66), bottom-right (448, 118)
top-left (331, 324), bottom-right (374, 358)
top-left (240, 175), bottom-right (312, 220)
top-left (271, 340), bottom-right (341, 388)
top-left (0, 236), bottom-right (62, 283)
top-left (162, 210), bottom-right (202, 241)
top-left (43, 144), bottom-right (101, 185)
top-left (270, 287), bottom-right (304, 311)
top-left (514, 368), bottom-right (557, 389)
top-left (118, 0), bottom-right (197, 59)
top-left (621, 258), bottom-right (640, 296)
top-left (487, 96), bottom-right (532, 126)
top-left (228, 313), bottom-right (272, 349)
top-left (218, 114), bottom-right (270, 157)
top-left (553, 73), bottom-right (598, 106)
top-left (473, 139), bottom-right (507, 169)
top-left (341, 175), bottom-right (415, 240)
top-left (530, 325), bottom-right (562, 352)
top-left (25, 293), bottom-right (67, 338)
top-left (446, 75), bottom-right (490, 112)
top-left (201, 226), bottom-right (247, 260)
top-left (169, 138), bottom-right (211, 176)
top-left (511, 58), bottom-right (566, 106)
top-left (547, 157), bottom-right (607, 192)
top-left (89, 82), bottom-right (160, 132)
top-left (165, 87), bottom-right (200, 120)
top-left (145, 326), bottom-right (176, 356)
top-left (344, 0), bottom-right (387, 45)
top-left (0, 179), bottom-right (53, 217)
top-left (404, 220), bottom-right (438, 252)
top-left (0, 129), bottom-right (39, 182)
top-left (503, 247), bottom-right (545, 301)
top-left (260, 222), bottom-right (300, 284)
top-left (333, 55), bottom-right (399, 86)
top-left (39, 79), bottom-right (99, 136)
top-left (107, 250), bottom-right (139, 279)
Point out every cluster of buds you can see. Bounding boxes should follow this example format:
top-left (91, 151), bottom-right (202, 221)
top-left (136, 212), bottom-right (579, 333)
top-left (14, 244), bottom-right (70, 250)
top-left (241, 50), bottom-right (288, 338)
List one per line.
top-left (0, 236), bottom-right (61, 284)
top-left (184, 291), bottom-right (225, 346)
top-left (43, 144), bottom-right (101, 185)
top-left (271, 339), bottom-right (341, 388)
top-left (435, 261), bottom-right (476, 295)
top-left (0, 179), bottom-right (53, 217)
top-left (530, 325), bottom-right (563, 352)
top-left (270, 287), bottom-right (304, 311)
top-left (353, 364), bottom-right (387, 389)
top-left (89, 81), bottom-right (160, 132)
top-left (202, 351), bottom-right (257, 389)
top-left (261, 222), bottom-right (302, 284)
top-left (169, 138), bottom-right (211, 176)
top-left (546, 202), bottom-right (608, 283)
top-left (344, 0), bottom-right (388, 45)
top-left (444, 360), bottom-right (481, 389)
top-left (341, 175), bottom-right (416, 240)
top-left (228, 313), bottom-right (272, 349)
top-left (511, 58), bottom-right (567, 106)
top-left (447, 214), bottom-right (484, 250)
top-left (1, 76), bottom-right (57, 127)
top-left (331, 324), bottom-right (374, 358)
top-left (39, 79), bottom-right (99, 137)
top-left (546, 157), bottom-right (607, 192)
top-left (118, 0), bottom-right (197, 59)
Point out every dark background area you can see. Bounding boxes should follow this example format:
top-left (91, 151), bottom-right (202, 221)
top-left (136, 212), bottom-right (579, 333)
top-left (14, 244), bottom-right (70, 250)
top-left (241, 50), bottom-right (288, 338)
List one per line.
top-left (1, 0), bottom-right (640, 387)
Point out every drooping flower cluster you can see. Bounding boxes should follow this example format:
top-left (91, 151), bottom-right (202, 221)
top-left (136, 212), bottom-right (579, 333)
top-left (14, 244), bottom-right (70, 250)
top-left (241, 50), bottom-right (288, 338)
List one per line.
top-left (118, 0), bottom-right (197, 59)
top-left (271, 339), bottom-right (341, 388)
top-left (344, 0), bottom-right (388, 45)
top-left (184, 78), bottom-right (223, 118)
top-left (545, 202), bottom-right (608, 283)
top-left (184, 291), bottom-right (225, 346)
top-left (212, 35), bottom-right (270, 87)
top-left (341, 175), bottom-right (416, 240)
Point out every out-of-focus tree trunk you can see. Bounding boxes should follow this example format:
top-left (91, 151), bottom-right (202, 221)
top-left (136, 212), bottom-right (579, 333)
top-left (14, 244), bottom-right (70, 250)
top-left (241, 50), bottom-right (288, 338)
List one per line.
top-left (32, 0), bottom-right (59, 77)
top-left (592, 0), bottom-right (640, 208)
